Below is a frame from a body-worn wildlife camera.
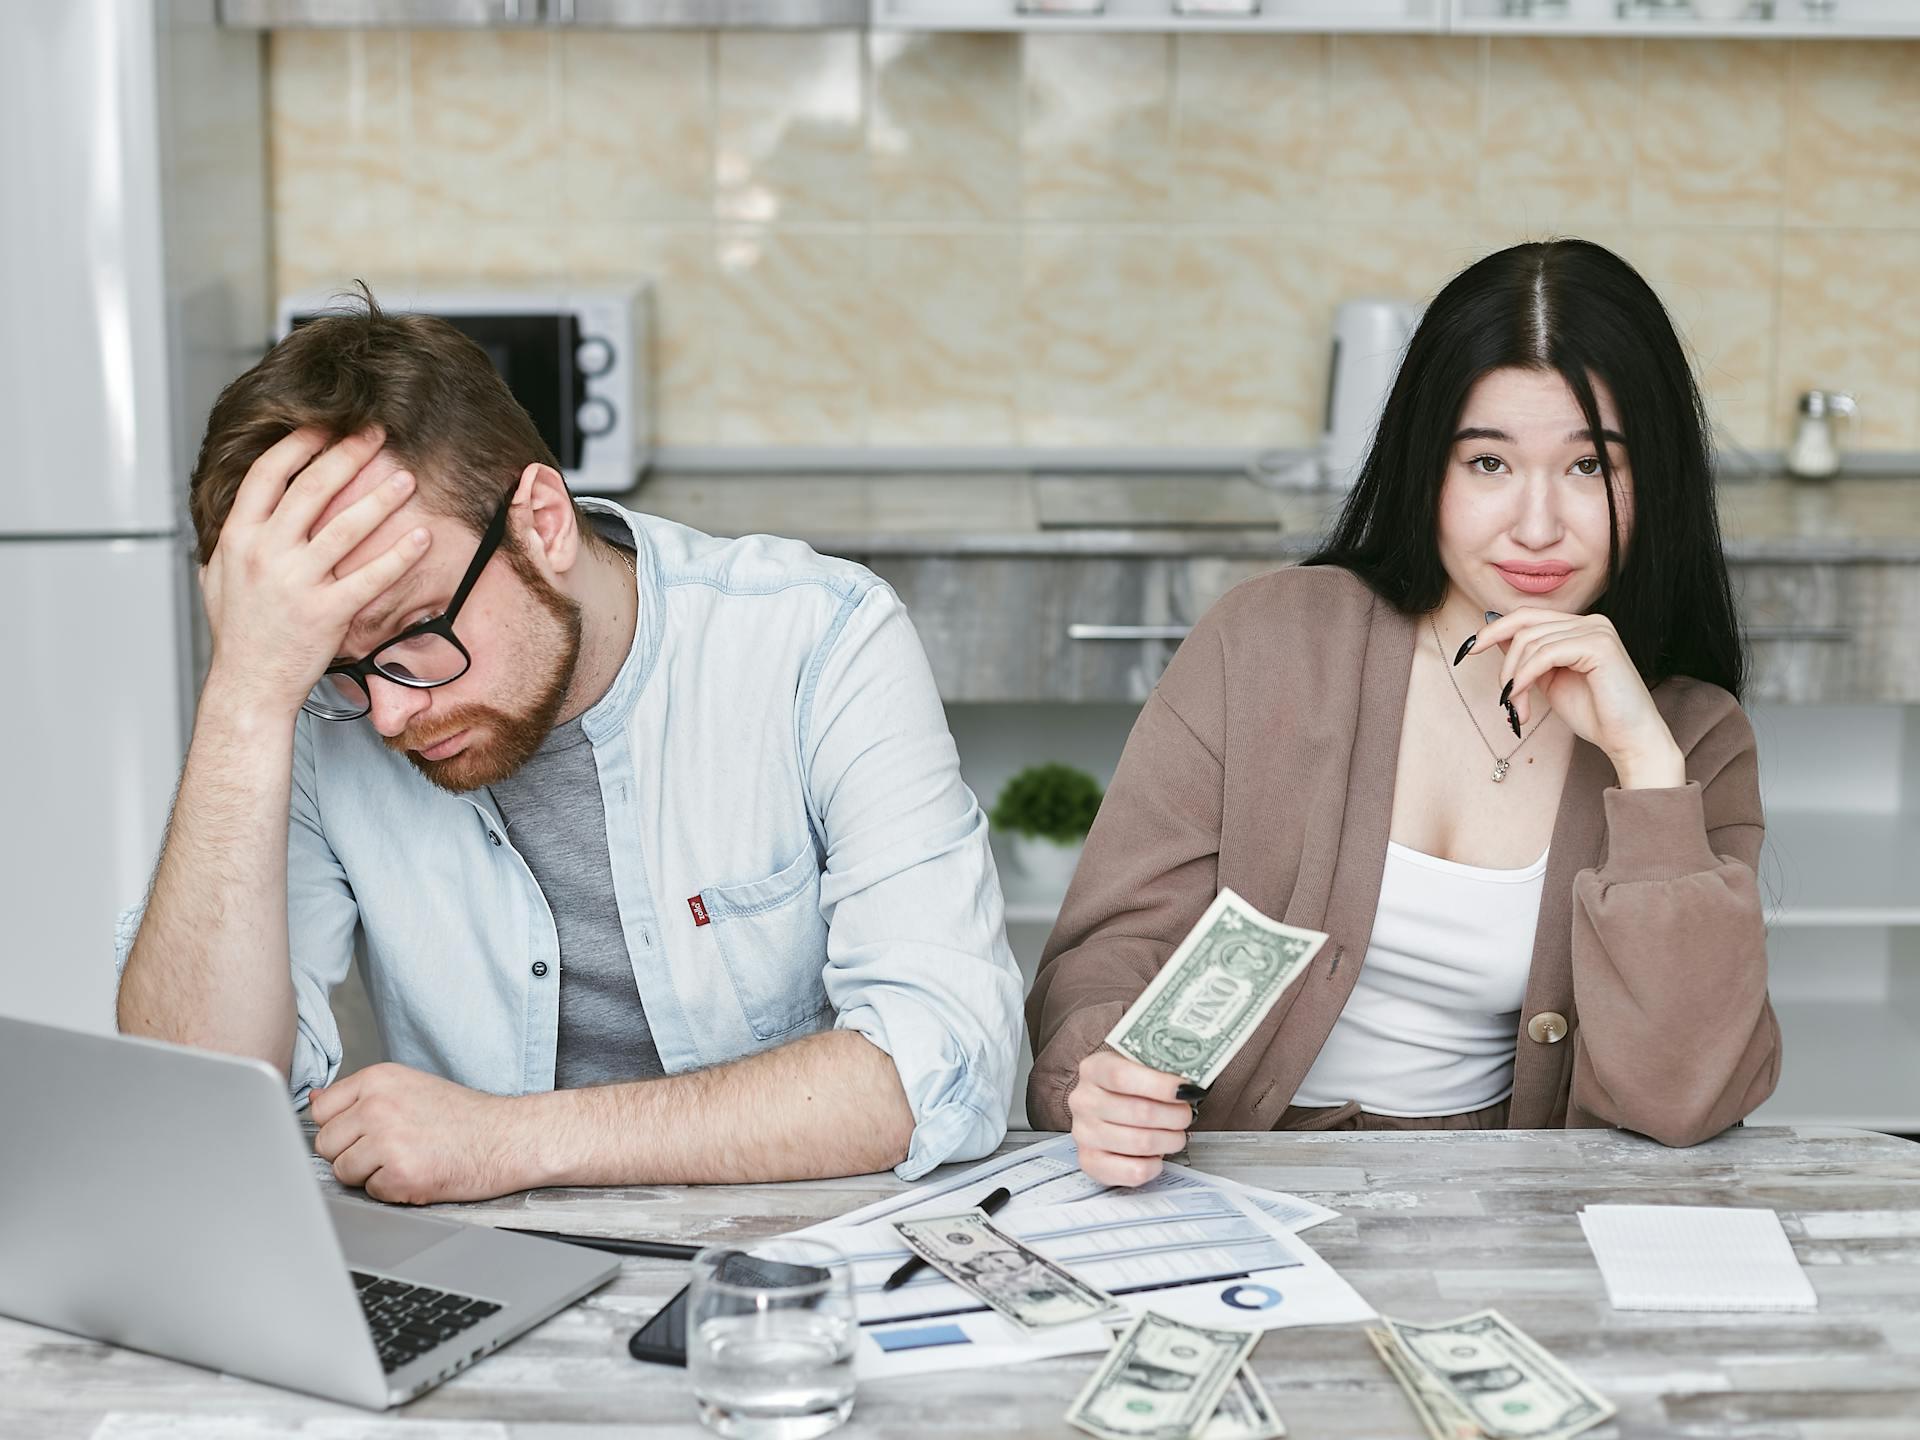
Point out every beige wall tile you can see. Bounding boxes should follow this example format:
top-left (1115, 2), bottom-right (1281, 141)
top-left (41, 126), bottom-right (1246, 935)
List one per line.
top-left (1162, 230), bottom-right (1325, 448)
top-left (1482, 39), bottom-right (1637, 227)
top-left (1325, 36), bottom-right (1480, 224)
top-left (1635, 41), bottom-right (1787, 226)
top-left (1784, 41), bottom-right (1920, 230)
top-left (716, 33), bottom-right (868, 224)
top-left (1777, 230), bottom-right (1920, 451)
top-left (408, 31), bottom-right (558, 227)
top-left (867, 232), bottom-right (1020, 446)
top-left (870, 34), bottom-right (1020, 223)
top-left (1171, 36), bottom-right (1326, 223)
top-left (713, 229), bottom-right (868, 444)
top-left (1022, 35), bottom-right (1173, 223)
top-left (409, 219), bottom-right (567, 288)
top-left (1324, 224), bottom-right (1490, 310)
top-left (269, 31), bottom-right (415, 296)
top-left (565, 225), bottom-right (721, 448)
top-left (1018, 232), bottom-right (1167, 446)
top-left (559, 33), bottom-right (712, 224)
top-left (1618, 228), bottom-right (1781, 451)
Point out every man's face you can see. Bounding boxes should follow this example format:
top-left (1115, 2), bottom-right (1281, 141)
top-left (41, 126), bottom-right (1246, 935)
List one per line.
top-left (315, 452), bottom-right (582, 792)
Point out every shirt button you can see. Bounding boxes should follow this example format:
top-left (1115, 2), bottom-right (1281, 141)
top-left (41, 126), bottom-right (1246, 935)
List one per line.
top-left (488, 830), bottom-right (502, 846)
top-left (1527, 1011), bottom-right (1568, 1045)
top-left (531, 961), bottom-right (549, 978)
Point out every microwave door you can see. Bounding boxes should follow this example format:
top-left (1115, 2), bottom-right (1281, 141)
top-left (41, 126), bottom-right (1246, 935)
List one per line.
top-left (440, 313), bottom-right (581, 474)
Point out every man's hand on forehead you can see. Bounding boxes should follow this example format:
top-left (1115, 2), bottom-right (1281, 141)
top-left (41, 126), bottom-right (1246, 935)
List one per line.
top-left (195, 421), bottom-right (434, 718)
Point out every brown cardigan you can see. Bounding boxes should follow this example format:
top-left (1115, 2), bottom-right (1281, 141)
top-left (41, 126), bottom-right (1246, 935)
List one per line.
top-left (1026, 565), bottom-right (1781, 1147)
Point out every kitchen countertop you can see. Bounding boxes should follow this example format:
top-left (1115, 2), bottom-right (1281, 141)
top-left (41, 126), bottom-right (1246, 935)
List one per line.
top-left (616, 471), bottom-right (1920, 562)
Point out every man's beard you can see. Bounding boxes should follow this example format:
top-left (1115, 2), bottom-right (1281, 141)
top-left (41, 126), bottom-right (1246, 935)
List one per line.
top-left (389, 565), bottom-right (584, 793)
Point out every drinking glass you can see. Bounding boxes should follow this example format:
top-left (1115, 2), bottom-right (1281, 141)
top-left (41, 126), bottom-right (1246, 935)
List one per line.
top-left (687, 1237), bottom-right (855, 1440)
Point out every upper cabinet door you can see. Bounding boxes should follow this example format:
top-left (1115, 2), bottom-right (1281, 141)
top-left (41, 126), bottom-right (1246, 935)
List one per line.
top-left (218, 0), bottom-right (545, 26)
top-left (550, 0), bottom-right (867, 21)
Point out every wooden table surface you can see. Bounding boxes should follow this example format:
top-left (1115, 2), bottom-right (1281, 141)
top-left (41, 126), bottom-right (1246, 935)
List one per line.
top-left (6, 1125), bottom-right (1920, 1439)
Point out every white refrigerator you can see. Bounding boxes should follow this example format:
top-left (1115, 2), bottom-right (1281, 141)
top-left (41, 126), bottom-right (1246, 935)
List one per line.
top-left (0, 1), bottom-right (269, 1032)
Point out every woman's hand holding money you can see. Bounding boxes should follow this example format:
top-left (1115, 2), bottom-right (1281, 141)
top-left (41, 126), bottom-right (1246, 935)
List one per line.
top-left (1069, 1050), bottom-right (1198, 1187)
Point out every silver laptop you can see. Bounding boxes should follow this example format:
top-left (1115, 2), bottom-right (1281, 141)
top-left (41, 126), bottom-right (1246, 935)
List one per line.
top-left (0, 1016), bottom-right (619, 1409)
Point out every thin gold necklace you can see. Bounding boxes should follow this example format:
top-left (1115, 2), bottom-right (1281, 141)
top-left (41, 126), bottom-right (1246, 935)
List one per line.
top-left (1430, 614), bottom-right (1551, 783)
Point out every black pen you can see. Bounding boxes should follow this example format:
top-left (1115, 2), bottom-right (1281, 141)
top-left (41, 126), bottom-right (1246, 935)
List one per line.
top-left (496, 1224), bottom-right (702, 1261)
top-left (882, 1185), bottom-right (1012, 1292)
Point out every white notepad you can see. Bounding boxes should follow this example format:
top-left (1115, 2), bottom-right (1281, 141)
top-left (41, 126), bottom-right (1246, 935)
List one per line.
top-left (1578, 1205), bottom-right (1817, 1312)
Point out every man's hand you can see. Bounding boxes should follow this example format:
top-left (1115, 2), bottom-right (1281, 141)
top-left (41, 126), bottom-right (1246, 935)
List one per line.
top-left (1069, 1049), bottom-right (1195, 1187)
top-left (310, 1063), bottom-right (536, 1205)
top-left (199, 425), bottom-right (431, 719)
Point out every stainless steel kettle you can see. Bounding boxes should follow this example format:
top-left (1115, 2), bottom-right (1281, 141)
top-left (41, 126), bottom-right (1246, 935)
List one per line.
top-left (1321, 297), bottom-right (1422, 489)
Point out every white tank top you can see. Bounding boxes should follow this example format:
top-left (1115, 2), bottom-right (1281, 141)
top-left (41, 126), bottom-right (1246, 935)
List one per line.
top-left (1291, 840), bottom-right (1548, 1117)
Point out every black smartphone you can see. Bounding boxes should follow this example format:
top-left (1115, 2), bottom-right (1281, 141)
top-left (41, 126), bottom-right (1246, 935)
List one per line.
top-left (627, 1252), bottom-right (833, 1367)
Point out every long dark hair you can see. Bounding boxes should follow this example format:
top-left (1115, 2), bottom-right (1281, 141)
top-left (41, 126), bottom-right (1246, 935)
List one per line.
top-left (1305, 239), bottom-right (1746, 702)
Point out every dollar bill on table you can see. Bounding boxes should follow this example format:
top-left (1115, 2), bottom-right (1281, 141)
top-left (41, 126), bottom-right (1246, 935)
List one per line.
top-left (1371, 1311), bottom-right (1616, 1440)
top-left (1105, 888), bottom-right (1329, 1087)
top-left (1067, 1311), bottom-right (1258, 1440)
top-left (1200, 1363), bottom-right (1286, 1440)
top-left (891, 1209), bottom-right (1121, 1333)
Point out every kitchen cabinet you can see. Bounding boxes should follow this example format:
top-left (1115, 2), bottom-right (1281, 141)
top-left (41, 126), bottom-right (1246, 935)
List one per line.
top-left (218, 0), bottom-right (866, 25)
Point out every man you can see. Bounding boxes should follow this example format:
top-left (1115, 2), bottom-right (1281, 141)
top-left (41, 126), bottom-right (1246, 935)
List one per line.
top-left (116, 297), bottom-right (1021, 1203)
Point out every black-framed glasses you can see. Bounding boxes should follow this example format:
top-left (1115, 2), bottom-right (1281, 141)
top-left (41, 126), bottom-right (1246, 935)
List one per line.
top-left (302, 486), bottom-right (515, 721)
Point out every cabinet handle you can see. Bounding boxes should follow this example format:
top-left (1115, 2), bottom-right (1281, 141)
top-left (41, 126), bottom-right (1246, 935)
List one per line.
top-left (1067, 624), bottom-right (1194, 642)
top-left (1745, 625), bottom-right (1853, 642)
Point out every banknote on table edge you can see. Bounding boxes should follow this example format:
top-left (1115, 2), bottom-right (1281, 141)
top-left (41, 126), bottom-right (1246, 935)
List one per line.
top-left (1366, 1327), bottom-right (1477, 1440)
top-left (1383, 1310), bottom-right (1617, 1440)
top-left (1104, 887), bottom-right (1330, 1088)
top-left (1067, 1310), bottom-right (1258, 1440)
top-left (1201, 1361), bottom-right (1287, 1440)
top-left (1098, 1321), bottom-right (1284, 1440)
top-left (891, 1208), bottom-right (1121, 1333)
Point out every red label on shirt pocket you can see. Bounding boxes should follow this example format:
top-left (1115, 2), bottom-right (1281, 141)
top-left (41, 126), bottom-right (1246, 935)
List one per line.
top-left (688, 895), bottom-right (711, 927)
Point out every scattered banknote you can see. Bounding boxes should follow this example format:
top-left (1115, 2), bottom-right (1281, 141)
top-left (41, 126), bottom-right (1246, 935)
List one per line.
top-left (1200, 1363), bottom-right (1286, 1440)
top-left (1067, 1311), bottom-right (1258, 1440)
top-left (1370, 1311), bottom-right (1616, 1440)
top-left (891, 1209), bottom-right (1121, 1332)
top-left (1106, 888), bottom-right (1329, 1087)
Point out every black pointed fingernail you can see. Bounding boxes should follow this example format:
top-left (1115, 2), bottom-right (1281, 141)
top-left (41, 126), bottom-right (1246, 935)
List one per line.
top-left (1484, 610), bottom-right (1502, 624)
top-left (1175, 1082), bottom-right (1208, 1101)
top-left (1505, 701), bottom-right (1522, 739)
top-left (1499, 678), bottom-right (1514, 707)
top-left (1453, 634), bottom-right (1477, 666)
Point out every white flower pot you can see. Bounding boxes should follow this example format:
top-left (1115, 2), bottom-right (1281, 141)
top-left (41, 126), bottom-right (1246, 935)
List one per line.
top-left (1008, 833), bottom-right (1086, 895)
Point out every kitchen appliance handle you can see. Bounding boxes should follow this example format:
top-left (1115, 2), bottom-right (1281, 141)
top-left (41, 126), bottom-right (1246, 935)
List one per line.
top-left (1067, 624), bottom-right (1194, 642)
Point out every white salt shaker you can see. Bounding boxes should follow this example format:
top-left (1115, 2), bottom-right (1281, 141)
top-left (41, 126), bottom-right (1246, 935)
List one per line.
top-left (1785, 389), bottom-right (1856, 481)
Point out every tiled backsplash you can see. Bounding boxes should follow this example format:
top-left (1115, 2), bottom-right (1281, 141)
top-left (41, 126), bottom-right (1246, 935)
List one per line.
top-left (269, 30), bottom-right (1920, 453)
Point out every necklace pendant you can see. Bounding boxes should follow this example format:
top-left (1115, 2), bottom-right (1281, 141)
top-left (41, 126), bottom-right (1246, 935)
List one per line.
top-left (1491, 758), bottom-right (1510, 783)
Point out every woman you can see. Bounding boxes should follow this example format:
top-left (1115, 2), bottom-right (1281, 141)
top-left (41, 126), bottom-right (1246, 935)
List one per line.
top-left (1026, 239), bottom-right (1779, 1187)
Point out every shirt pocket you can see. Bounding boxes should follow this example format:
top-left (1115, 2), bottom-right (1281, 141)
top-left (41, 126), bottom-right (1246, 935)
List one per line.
top-left (702, 843), bottom-right (832, 1042)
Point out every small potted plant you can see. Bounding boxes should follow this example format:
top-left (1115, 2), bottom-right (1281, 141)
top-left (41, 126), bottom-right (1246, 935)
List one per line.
top-left (989, 763), bottom-right (1104, 893)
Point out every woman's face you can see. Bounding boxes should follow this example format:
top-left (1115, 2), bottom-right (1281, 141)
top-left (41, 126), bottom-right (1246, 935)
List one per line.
top-left (1435, 366), bottom-right (1632, 618)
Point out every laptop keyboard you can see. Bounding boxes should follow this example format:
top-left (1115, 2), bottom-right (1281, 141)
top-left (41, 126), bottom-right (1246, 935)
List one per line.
top-left (351, 1270), bottom-right (502, 1374)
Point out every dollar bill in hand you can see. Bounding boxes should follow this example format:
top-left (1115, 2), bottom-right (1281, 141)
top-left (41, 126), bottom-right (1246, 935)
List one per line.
top-left (1067, 1310), bottom-right (1257, 1440)
top-left (1106, 888), bottom-right (1329, 1087)
top-left (891, 1209), bottom-right (1121, 1332)
top-left (1378, 1311), bottom-right (1617, 1440)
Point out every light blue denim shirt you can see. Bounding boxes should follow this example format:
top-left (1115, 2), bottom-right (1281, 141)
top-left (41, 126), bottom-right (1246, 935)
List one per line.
top-left (117, 500), bottom-right (1021, 1180)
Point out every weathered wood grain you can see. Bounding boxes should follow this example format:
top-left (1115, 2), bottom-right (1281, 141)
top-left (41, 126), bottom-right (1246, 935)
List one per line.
top-left (4, 1127), bottom-right (1918, 1438)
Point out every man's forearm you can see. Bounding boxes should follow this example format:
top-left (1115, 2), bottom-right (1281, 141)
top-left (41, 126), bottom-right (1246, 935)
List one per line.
top-left (522, 1030), bottom-right (917, 1185)
top-left (116, 690), bottom-right (299, 1073)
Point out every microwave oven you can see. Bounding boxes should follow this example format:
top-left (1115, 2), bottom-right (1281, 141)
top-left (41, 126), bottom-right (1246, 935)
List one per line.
top-left (277, 286), bottom-right (652, 496)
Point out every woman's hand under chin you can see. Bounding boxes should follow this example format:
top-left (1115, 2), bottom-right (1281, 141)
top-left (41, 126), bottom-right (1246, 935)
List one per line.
top-left (1473, 607), bottom-right (1687, 789)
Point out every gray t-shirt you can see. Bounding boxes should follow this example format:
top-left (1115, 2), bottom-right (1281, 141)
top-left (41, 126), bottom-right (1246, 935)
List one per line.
top-left (489, 712), bottom-right (666, 1088)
